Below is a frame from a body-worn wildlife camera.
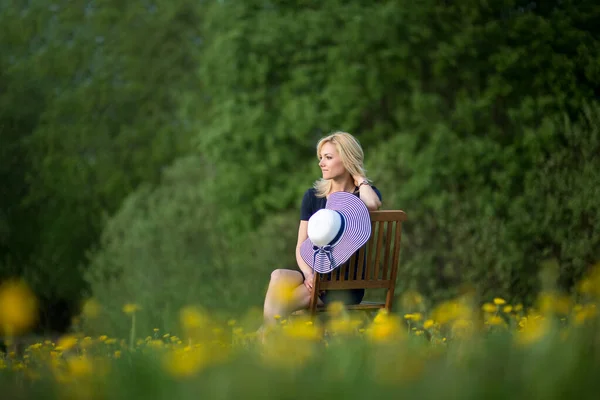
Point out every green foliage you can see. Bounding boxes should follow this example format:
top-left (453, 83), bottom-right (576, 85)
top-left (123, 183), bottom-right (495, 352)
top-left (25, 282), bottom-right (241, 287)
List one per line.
top-left (193, 0), bottom-right (600, 304)
top-left (196, 0), bottom-right (600, 237)
top-left (367, 104), bottom-right (600, 304)
top-left (83, 156), bottom-right (225, 336)
top-left (2, 0), bottom-right (600, 330)
top-left (84, 154), bottom-right (304, 336)
top-left (0, 0), bottom-right (205, 328)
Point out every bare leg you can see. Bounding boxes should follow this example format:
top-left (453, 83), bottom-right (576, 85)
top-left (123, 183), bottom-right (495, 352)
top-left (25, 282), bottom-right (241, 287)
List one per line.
top-left (258, 269), bottom-right (325, 343)
top-left (263, 269), bottom-right (308, 325)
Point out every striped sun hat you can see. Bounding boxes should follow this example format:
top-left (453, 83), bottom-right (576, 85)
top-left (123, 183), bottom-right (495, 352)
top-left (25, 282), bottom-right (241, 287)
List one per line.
top-left (300, 191), bottom-right (372, 274)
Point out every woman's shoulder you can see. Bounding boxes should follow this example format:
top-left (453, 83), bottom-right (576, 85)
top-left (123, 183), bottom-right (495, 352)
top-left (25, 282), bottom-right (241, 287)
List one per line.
top-left (300, 187), bottom-right (319, 221)
top-left (302, 187), bottom-right (320, 200)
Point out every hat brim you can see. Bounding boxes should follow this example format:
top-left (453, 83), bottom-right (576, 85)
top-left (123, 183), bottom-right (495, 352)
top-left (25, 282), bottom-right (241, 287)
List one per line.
top-left (300, 192), bottom-right (371, 274)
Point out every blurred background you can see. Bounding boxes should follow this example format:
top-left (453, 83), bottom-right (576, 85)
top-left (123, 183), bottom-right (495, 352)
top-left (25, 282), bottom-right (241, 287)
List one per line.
top-left (1, 0), bottom-right (599, 338)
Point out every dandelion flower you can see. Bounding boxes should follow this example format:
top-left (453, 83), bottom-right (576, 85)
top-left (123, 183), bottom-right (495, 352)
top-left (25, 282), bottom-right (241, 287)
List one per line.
top-left (404, 313), bottom-right (423, 322)
top-left (56, 335), bottom-right (78, 352)
top-left (66, 356), bottom-right (93, 377)
top-left (0, 279), bottom-right (38, 335)
top-left (423, 319), bottom-right (435, 329)
top-left (482, 303), bottom-right (497, 313)
top-left (122, 303), bottom-right (140, 315)
top-left (81, 298), bottom-right (101, 319)
top-left (493, 298), bottom-right (506, 306)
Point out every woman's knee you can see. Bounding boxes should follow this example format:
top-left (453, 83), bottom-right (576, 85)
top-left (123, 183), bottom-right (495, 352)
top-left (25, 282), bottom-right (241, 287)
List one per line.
top-left (270, 268), bottom-right (300, 283)
top-left (270, 269), bottom-right (285, 281)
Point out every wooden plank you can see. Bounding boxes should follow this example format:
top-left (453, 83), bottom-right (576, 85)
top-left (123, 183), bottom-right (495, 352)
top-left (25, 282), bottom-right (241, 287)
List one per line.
top-left (369, 210), bottom-right (407, 222)
top-left (319, 280), bottom-right (392, 290)
top-left (355, 243), bottom-right (366, 281)
top-left (365, 220), bottom-right (376, 280)
top-left (385, 221), bottom-right (404, 311)
top-left (373, 221), bottom-right (385, 280)
top-left (293, 301), bottom-right (384, 316)
top-left (382, 221), bottom-right (394, 280)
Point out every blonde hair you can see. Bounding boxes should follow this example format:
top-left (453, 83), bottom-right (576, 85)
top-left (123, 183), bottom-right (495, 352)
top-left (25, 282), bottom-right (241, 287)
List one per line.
top-left (313, 131), bottom-right (370, 198)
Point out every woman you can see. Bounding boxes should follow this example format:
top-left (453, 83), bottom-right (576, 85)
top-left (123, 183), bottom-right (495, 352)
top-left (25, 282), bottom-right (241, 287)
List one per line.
top-left (261, 131), bottom-right (382, 328)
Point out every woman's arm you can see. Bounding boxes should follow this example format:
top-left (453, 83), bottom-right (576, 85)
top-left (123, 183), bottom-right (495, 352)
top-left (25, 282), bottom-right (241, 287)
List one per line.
top-left (295, 220), bottom-right (315, 289)
top-left (354, 176), bottom-right (382, 211)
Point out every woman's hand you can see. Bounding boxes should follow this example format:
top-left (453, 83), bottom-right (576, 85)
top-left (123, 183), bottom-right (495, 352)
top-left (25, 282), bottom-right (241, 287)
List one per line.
top-left (352, 174), bottom-right (367, 187)
top-left (303, 270), bottom-right (315, 292)
top-left (352, 174), bottom-right (382, 210)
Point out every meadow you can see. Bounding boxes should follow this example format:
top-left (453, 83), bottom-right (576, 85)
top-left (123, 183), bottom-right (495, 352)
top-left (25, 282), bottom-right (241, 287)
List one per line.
top-left (1, 4), bottom-right (599, 399)
top-left (2, 264), bottom-right (600, 400)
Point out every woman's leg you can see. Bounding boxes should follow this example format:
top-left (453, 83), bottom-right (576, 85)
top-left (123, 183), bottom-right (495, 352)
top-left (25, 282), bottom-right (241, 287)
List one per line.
top-left (263, 269), bottom-right (310, 325)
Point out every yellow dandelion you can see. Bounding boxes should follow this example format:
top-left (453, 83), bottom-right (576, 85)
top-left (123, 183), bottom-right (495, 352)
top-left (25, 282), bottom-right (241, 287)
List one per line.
top-left (482, 303), bottom-right (497, 313)
top-left (367, 310), bottom-right (404, 343)
top-left (81, 298), bottom-right (101, 319)
top-left (122, 303), bottom-right (140, 315)
top-left (373, 309), bottom-right (389, 324)
top-left (577, 263), bottom-right (600, 297)
top-left (56, 335), bottom-right (78, 352)
top-left (326, 301), bottom-right (345, 316)
top-left (148, 340), bottom-right (164, 349)
top-left (283, 317), bottom-right (322, 341)
top-left (0, 279), bottom-right (38, 335)
top-left (404, 313), bottom-right (423, 322)
top-left (516, 317), bottom-right (549, 346)
top-left (326, 317), bottom-right (362, 336)
top-left (163, 348), bottom-right (207, 378)
top-left (493, 298), bottom-right (506, 305)
top-left (486, 316), bottom-right (505, 327)
top-left (431, 300), bottom-right (472, 325)
top-left (537, 293), bottom-right (571, 315)
top-left (66, 356), bottom-right (93, 377)
top-left (180, 306), bottom-right (207, 331)
top-left (574, 304), bottom-right (597, 325)
top-left (503, 305), bottom-right (513, 313)
top-left (423, 319), bottom-right (435, 329)
top-left (28, 343), bottom-right (42, 350)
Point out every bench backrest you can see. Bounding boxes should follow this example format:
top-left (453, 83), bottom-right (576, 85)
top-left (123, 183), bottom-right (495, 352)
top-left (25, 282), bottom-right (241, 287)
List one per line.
top-left (309, 210), bottom-right (407, 312)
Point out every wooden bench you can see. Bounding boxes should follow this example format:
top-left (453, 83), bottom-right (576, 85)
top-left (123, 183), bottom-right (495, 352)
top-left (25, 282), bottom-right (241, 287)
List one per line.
top-left (297, 210), bottom-right (407, 316)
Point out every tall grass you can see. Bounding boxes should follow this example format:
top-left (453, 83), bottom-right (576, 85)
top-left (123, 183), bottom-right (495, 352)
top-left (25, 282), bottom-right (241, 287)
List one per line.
top-left (2, 265), bottom-right (600, 400)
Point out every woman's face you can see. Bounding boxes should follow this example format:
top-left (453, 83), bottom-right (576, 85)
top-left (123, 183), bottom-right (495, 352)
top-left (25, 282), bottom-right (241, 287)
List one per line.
top-left (318, 141), bottom-right (348, 180)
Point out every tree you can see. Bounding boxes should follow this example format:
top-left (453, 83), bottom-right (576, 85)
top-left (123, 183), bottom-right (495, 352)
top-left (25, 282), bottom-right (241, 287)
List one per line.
top-left (0, 0), bottom-right (205, 331)
top-left (194, 0), bottom-right (600, 303)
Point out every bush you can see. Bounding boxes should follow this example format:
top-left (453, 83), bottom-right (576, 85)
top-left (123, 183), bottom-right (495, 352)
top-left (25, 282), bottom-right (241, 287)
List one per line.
top-left (368, 104), bottom-right (600, 305)
top-left (83, 156), bottom-right (228, 336)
